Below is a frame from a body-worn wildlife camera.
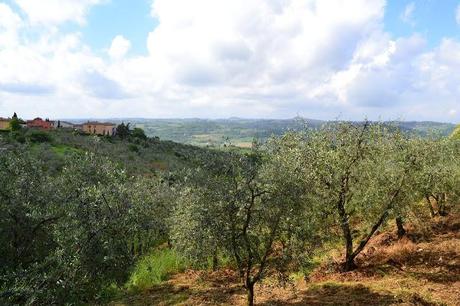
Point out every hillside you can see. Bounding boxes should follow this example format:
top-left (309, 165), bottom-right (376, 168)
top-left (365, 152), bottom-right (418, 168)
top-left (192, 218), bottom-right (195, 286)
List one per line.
top-left (1, 123), bottom-right (459, 306)
top-left (0, 129), bottom-right (218, 175)
top-left (109, 214), bottom-right (460, 306)
top-left (66, 118), bottom-right (456, 147)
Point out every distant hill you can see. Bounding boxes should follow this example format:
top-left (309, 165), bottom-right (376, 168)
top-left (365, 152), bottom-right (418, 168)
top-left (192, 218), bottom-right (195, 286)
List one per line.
top-left (66, 118), bottom-right (455, 147)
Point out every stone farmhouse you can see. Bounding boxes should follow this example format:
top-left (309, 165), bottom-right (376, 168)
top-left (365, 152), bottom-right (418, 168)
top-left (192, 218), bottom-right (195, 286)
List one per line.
top-left (82, 122), bottom-right (117, 136)
top-left (0, 118), bottom-right (10, 130)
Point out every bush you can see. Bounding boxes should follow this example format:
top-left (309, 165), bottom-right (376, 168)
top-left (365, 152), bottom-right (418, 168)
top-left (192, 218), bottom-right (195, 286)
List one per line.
top-left (132, 128), bottom-right (147, 141)
top-left (128, 143), bottom-right (139, 153)
top-left (28, 131), bottom-right (53, 143)
top-left (10, 131), bottom-right (26, 143)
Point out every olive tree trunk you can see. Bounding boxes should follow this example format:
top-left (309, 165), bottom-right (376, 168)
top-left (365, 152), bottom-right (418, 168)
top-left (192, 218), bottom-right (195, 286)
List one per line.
top-left (246, 281), bottom-right (255, 306)
top-left (396, 217), bottom-right (406, 238)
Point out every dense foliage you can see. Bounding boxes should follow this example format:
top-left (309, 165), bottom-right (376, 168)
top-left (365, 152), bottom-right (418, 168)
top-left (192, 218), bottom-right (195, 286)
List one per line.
top-left (451, 124), bottom-right (460, 140)
top-left (0, 151), bottom-right (170, 304)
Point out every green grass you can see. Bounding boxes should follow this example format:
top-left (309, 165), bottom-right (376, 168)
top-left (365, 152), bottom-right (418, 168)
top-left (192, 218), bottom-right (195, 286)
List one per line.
top-left (126, 249), bottom-right (189, 291)
top-left (51, 144), bottom-right (83, 156)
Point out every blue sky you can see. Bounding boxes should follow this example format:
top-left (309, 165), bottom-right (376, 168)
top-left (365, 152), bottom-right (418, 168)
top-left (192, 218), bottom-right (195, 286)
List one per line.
top-left (384, 0), bottom-right (460, 47)
top-left (81, 0), bottom-right (156, 56)
top-left (0, 0), bottom-right (460, 122)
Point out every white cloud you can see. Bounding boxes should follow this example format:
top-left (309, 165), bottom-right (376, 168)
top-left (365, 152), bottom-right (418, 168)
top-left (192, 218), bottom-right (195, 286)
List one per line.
top-left (14, 0), bottom-right (105, 25)
top-left (108, 35), bottom-right (131, 60)
top-left (0, 3), bottom-right (22, 47)
top-left (401, 2), bottom-right (416, 26)
top-left (137, 0), bottom-right (386, 116)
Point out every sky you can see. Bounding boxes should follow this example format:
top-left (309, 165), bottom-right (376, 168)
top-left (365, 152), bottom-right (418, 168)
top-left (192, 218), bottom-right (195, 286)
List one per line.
top-left (0, 0), bottom-right (459, 122)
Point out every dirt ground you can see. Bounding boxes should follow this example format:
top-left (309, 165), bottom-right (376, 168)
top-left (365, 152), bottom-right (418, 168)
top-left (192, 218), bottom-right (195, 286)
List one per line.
top-left (110, 215), bottom-right (460, 306)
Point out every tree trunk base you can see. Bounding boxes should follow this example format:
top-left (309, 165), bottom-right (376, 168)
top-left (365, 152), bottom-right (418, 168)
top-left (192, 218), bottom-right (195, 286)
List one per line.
top-left (246, 283), bottom-right (255, 306)
top-left (342, 259), bottom-right (358, 272)
top-left (396, 217), bottom-right (406, 239)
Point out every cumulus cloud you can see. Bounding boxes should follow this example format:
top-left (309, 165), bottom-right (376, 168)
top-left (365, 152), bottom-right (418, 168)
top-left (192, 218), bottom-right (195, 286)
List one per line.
top-left (140, 0), bottom-right (386, 114)
top-left (81, 71), bottom-right (129, 99)
top-left (0, 3), bottom-right (22, 47)
top-left (108, 35), bottom-right (131, 60)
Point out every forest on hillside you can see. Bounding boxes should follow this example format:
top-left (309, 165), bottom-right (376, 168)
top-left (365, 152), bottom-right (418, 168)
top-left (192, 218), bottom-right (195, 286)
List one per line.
top-left (0, 122), bottom-right (459, 305)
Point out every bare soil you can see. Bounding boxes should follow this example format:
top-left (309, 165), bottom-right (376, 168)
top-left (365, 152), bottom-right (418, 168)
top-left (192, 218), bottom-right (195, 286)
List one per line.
top-left (110, 215), bottom-right (460, 306)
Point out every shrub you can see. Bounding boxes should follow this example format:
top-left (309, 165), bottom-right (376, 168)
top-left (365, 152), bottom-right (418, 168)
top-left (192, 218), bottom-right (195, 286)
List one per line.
top-left (28, 131), bottom-right (53, 143)
top-left (132, 128), bottom-right (147, 140)
top-left (128, 143), bottom-right (139, 153)
top-left (10, 131), bottom-right (26, 143)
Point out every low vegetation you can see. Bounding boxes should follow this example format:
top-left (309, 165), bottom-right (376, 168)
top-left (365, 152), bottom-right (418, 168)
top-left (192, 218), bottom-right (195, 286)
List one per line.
top-left (126, 249), bottom-right (188, 291)
top-left (0, 121), bottom-right (459, 305)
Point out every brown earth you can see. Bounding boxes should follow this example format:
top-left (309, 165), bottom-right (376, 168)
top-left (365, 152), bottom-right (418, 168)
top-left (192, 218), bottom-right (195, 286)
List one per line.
top-left (110, 215), bottom-right (460, 306)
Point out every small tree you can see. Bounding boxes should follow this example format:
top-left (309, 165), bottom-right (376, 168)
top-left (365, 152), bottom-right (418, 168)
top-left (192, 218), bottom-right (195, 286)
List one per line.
top-left (9, 118), bottom-right (22, 132)
top-left (292, 122), bottom-right (419, 271)
top-left (132, 128), bottom-right (147, 140)
top-left (171, 149), bottom-right (307, 306)
top-left (116, 122), bottom-right (131, 139)
top-left (414, 136), bottom-right (460, 216)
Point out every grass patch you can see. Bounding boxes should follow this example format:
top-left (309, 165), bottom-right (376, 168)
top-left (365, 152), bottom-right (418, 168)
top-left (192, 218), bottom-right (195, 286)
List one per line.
top-left (51, 144), bottom-right (83, 156)
top-left (126, 249), bottom-right (189, 291)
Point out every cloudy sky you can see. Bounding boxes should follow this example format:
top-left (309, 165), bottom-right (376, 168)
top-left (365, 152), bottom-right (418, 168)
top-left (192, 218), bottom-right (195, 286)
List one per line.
top-left (0, 0), bottom-right (459, 122)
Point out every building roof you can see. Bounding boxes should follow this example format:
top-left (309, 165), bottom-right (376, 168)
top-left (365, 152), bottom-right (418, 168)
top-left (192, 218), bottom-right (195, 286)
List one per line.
top-left (27, 118), bottom-right (54, 123)
top-left (0, 117), bottom-right (10, 122)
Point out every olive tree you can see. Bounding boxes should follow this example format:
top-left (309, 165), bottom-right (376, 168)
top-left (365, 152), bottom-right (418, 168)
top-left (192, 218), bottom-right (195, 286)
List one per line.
top-left (292, 122), bottom-right (419, 271)
top-left (413, 137), bottom-right (460, 217)
top-left (0, 151), bottom-right (167, 304)
top-left (128, 176), bottom-right (176, 256)
top-left (0, 152), bottom-right (56, 281)
top-left (171, 148), bottom-right (308, 306)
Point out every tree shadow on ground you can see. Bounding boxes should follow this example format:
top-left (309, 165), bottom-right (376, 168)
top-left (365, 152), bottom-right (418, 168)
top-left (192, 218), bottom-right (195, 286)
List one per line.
top-left (259, 283), bottom-right (436, 306)
top-left (114, 282), bottom-right (245, 306)
top-left (408, 266), bottom-right (460, 284)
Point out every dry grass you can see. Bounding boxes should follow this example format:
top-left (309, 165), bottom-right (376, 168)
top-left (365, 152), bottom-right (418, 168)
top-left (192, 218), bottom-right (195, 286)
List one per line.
top-left (109, 214), bottom-right (460, 305)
